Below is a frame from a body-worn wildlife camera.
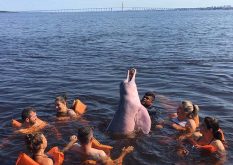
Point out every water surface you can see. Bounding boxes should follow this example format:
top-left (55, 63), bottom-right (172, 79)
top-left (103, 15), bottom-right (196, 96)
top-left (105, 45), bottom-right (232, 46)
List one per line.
top-left (0, 10), bottom-right (233, 165)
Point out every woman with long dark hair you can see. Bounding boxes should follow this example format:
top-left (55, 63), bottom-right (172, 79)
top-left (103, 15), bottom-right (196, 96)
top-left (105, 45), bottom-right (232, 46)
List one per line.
top-left (190, 117), bottom-right (226, 154)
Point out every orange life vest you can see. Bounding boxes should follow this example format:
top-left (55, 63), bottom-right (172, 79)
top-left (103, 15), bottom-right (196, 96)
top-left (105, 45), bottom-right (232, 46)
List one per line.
top-left (91, 138), bottom-right (113, 156)
top-left (16, 147), bottom-right (64, 165)
top-left (12, 119), bottom-right (23, 128)
top-left (16, 153), bottom-right (39, 165)
top-left (198, 144), bottom-right (218, 153)
top-left (72, 99), bottom-right (87, 115)
top-left (12, 118), bottom-right (47, 134)
top-left (47, 147), bottom-right (64, 165)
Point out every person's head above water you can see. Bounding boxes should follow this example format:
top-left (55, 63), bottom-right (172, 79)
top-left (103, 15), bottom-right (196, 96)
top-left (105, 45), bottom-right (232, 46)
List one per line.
top-left (25, 132), bottom-right (47, 154)
top-left (78, 126), bottom-right (94, 145)
top-left (200, 117), bottom-right (224, 142)
top-left (177, 100), bottom-right (199, 121)
top-left (21, 107), bottom-right (37, 125)
top-left (141, 92), bottom-right (155, 108)
top-left (55, 95), bottom-right (68, 113)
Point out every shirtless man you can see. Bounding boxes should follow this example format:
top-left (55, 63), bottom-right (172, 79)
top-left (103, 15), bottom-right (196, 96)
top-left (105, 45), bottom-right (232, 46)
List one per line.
top-left (15, 107), bottom-right (47, 134)
top-left (69, 126), bottom-right (107, 161)
top-left (21, 107), bottom-right (39, 128)
top-left (11, 107), bottom-right (48, 134)
top-left (68, 126), bottom-right (134, 164)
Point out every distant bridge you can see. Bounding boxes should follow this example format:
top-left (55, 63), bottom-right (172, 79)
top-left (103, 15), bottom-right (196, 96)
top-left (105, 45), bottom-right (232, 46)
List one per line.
top-left (21, 7), bottom-right (182, 13)
top-left (20, 6), bottom-right (233, 13)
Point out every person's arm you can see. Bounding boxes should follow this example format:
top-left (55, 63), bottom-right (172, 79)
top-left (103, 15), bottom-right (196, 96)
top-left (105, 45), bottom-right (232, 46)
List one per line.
top-left (177, 132), bottom-right (195, 141)
top-left (113, 146), bottom-right (134, 164)
top-left (97, 146), bottom-right (134, 165)
top-left (170, 122), bottom-right (187, 131)
top-left (185, 120), bottom-right (196, 132)
top-left (171, 118), bottom-right (196, 132)
top-left (61, 135), bottom-right (78, 153)
top-left (194, 144), bottom-right (218, 153)
top-left (177, 120), bottom-right (197, 140)
top-left (168, 113), bottom-right (178, 119)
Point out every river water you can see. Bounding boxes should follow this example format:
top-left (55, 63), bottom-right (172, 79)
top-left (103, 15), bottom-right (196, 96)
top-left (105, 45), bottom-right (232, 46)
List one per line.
top-left (0, 10), bottom-right (233, 165)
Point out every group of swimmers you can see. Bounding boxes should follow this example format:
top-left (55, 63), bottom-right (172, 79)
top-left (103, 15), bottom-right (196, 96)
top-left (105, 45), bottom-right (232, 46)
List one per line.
top-left (12, 69), bottom-right (227, 165)
top-left (13, 96), bottom-right (135, 165)
top-left (141, 92), bottom-right (227, 158)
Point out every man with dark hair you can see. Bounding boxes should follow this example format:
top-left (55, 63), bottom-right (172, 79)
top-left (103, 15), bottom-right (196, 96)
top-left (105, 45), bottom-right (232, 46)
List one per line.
top-left (13, 107), bottom-right (48, 134)
top-left (78, 126), bottom-right (94, 145)
top-left (67, 126), bottom-right (134, 164)
top-left (141, 92), bottom-right (155, 109)
top-left (141, 92), bottom-right (162, 124)
top-left (21, 107), bottom-right (38, 128)
top-left (70, 126), bottom-right (107, 161)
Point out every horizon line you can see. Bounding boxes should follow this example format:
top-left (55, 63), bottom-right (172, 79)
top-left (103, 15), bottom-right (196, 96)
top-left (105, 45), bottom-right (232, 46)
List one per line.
top-left (1, 5), bottom-right (232, 12)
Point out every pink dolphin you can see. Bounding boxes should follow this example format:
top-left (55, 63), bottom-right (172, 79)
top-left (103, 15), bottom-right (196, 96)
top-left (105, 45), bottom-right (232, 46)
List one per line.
top-left (107, 69), bottom-right (151, 136)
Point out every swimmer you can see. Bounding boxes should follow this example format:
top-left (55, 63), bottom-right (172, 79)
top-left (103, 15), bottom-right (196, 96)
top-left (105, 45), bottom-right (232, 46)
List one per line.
top-left (141, 92), bottom-right (156, 109)
top-left (66, 126), bottom-right (134, 164)
top-left (25, 132), bottom-right (53, 165)
top-left (141, 92), bottom-right (162, 123)
top-left (168, 100), bottom-right (199, 133)
top-left (189, 117), bottom-right (226, 154)
top-left (55, 95), bottom-right (78, 120)
top-left (25, 132), bottom-right (72, 165)
top-left (70, 126), bottom-right (107, 161)
top-left (21, 107), bottom-right (42, 127)
top-left (15, 107), bottom-right (47, 134)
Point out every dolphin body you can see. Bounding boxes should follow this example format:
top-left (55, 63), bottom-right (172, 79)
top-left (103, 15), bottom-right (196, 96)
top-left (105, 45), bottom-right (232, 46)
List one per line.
top-left (107, 69), bottom-right (151, 135)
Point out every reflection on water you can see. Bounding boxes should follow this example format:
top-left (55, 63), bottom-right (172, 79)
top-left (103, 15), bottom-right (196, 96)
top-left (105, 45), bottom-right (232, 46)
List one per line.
top-left (0, 10), bottom-right (233, 165)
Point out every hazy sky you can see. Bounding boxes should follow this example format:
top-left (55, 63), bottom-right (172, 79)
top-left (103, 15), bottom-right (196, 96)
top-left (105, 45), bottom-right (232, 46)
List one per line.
top-left (1, 0), bottom-right (233, 11)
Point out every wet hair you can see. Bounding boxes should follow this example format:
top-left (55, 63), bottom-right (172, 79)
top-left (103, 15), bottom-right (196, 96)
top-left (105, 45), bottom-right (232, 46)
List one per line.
top-left (144, 92), bottom-right (156, 101)
top-left (204, 117), bottom-right (224, 141)
top-left (78, 126), bottom-right (93, 145)
top-left (181, 100), bottom-right (199, 119)
top-left (22, 107), bottom-right (36, 121)
top-left (25, 132), bottom-right (44, 154)
top-left (55, 95), bottom-right (67, 104)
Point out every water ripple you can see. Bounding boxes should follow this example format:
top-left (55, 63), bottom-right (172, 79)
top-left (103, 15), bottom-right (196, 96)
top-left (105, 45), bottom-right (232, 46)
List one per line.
top-left (0, 11), bottom-right (233, 165)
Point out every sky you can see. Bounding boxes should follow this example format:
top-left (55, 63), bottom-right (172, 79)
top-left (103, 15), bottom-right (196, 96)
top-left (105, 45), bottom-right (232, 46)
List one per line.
top-left (1, 0), bottom-right (233, 11)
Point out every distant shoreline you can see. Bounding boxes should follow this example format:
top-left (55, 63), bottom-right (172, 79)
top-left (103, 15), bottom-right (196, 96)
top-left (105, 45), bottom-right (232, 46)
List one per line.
top-left (169, 6), bottom-right (233, 11)
top-left (1, 6), bottom-right (233, 13)
top-left (0, 11), bottom-right (17, 13)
